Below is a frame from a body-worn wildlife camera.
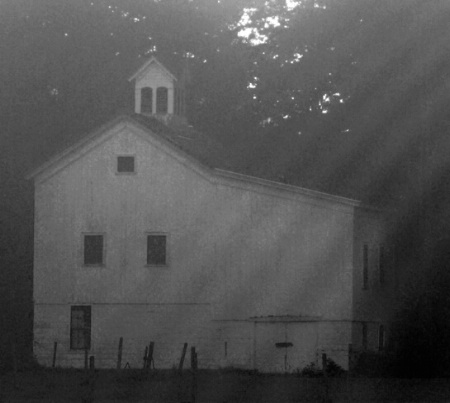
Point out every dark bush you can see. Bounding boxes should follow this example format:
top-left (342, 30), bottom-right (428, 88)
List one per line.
top-left (299, 358), bottom-right (345, 377)
top-left (352, 351), bottom-right (396, 377)
top-left (389, 251), bottom-right (450, 377)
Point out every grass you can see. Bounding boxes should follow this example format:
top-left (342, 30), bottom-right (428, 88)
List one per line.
top-left (1, 367), bottom-right (450, 402)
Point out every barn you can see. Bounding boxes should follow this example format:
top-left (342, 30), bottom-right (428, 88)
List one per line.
top-left (27, 56), bottom-right (396, 371)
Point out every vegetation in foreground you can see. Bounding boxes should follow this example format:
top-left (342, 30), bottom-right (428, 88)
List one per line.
top-left (2, 367), bottom-right (450, 402)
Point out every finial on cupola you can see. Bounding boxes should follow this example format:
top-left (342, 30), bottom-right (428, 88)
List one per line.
top-left (128, 54), bottom-right (188, 126)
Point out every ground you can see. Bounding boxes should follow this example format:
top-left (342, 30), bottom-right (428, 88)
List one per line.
top-left (1, 368), bottom-right (450, 402)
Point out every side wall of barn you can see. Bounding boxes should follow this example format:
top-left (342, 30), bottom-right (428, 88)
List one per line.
top-left (351, 208), bottom-right (395, 353)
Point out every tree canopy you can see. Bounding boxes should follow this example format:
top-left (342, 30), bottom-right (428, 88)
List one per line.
top-left (2, 0), bottom-right (450, 205)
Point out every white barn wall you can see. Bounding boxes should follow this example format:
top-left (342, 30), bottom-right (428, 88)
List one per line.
top-left (33, 123), bottom-right (362, 370)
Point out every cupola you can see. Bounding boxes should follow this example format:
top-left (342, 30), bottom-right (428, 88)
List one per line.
top-left (128, 55), bottom-right (187, 125)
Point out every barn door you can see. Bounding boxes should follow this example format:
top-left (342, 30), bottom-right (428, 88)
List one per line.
top-left (254, 322), bottom-right (318, 373)
top-left (254, 323), bottom-right (289, 373)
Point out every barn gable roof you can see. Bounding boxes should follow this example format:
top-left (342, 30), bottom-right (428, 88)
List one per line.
top-left (26, 113), bottom-right (360, 208)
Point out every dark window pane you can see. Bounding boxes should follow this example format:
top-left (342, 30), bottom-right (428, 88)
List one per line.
top-left (141, 87), bottom-right (153, 113)
top-left (117, 156), bottom-right (135, 173)
top-left (378, 325), bottom-right (385, 351)
top-left (362, 322), bottom-right (368, 350)
top-left (71, 310), bottom-right (85, 327)
top-left (363, 244), bottom-right (369, 289)
top-left (174, 88), bottom-right (179, 115)
top-left (70, 306), bottom-right (91, 350)
top-left (84, 235), bottom-right (103, 265)
top-left (379, 245), bottom-right (385, 284)
top-left (156, 87), bottom-right (168, 114)
top-left (147, 235), bottom-right (166, 265)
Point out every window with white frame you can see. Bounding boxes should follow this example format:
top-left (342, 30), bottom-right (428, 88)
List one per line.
top-left (70, 306), bottom-right (91, 350)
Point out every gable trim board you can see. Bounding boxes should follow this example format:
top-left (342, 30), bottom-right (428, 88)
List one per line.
top-left (128, 56), bottom-right (178, 83)
top-left (27, 115), bottom-right (361, 214)
top-left (215, 169), bottom-right (360, 211)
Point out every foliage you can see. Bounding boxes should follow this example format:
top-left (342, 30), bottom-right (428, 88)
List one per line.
top-left (390, 254), bottom-right (450, 377)
top-left (298, 361), bottom-right (323, 377)
top-left (299, 358), bottom-right (345, 377)
top-left (352, 351), bottom-right (395, 378)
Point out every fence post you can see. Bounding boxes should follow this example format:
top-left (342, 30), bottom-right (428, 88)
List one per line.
top-left (146, 342), bottom-right (154, 370)
top-left (322, 353), bottom-right (327, 373)
top-left (84, 347), bottom-right (89, 371)
top-left (52, 342), bottom-right (58, 368)
top-left (11, 340), bottom-right (18, 389)
top-left (143, 346), bottom-right (148, 369)
top-left (178, 343), bottom-right (188, 372)
top-left (190, 347), bottom-right (196, 371)
top-left (190, 347), bottom-right (197, 403)
top-left (322, 353), bottom-right (330, 402)
top-left (84, 356), bottom-right (96, 403)
top-left (348, 343), bottom-right (353, 372)
top-left (117, 337), bottom-right (123, 370)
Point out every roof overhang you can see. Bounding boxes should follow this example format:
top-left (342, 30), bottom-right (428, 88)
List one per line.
top-left (248, 315), bottom-right (322, 323)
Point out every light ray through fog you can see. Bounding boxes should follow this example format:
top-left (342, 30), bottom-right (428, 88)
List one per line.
top-left (295, 1), bottom-right (448, 203)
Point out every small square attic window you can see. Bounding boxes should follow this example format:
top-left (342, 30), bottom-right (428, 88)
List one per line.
top-left (147, 234), bottom-right (167, 266)
top-left (117, 156), bottom-right (135, 173)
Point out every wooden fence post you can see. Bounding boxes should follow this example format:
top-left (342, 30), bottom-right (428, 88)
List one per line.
top-left (52, 342), bottom-right (58, 368)
top-left (117, 337), bottom-right (123, 370)
top-left (190, 347), bottom-right (198, 403)
top-left (348, 343), bottom-right (353, 372)
top-left (322, 353), bottom-right (327, 373)
top-left (84, 348), bottom-right (89, 371)
top-left (146, 342), bottom-right (154, 370)
top-left (83, 356), bottom-right (95, 403)
top-left (190, 347), bottom-right (196, 371)
top-left (322, 353), bottom-right (330, 402)
top-left (143, 346), bottom-right (148, 369)
top-left (178, 343), bottom-right (188, 372)
top-left (11, 340), bottom-right (18, 389)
